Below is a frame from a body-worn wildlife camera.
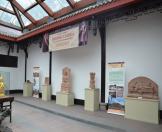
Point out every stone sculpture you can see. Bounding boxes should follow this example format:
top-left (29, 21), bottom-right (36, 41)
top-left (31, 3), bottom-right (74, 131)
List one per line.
top-left (61, 67), bottom-right (71, 93)
top-left (128, 76), bottom-right (158, 99)
top-left (89, 72), bottom-right (96, 89)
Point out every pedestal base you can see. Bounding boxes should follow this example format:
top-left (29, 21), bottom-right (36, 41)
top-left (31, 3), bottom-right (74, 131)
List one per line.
top-left (84, 88), bottom-right (99, 112)
top-left (56, 92), bottom-right (74, 106)
top-left (23, 82), bottom-right (33, 97)
top-left (125, 97), bottom-right (159, 124)
top-left (42, 85), bottom-right (52, 101)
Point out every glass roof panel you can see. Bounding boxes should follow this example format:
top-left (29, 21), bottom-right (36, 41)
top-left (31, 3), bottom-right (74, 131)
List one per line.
top-left (16, 0), bottom-right (36, 9)
top-left (0, 0), bottom-right (9, 7)
top-left (0, 0), bottom-right (13, 11)
top-left (0, 11), bottom-right (20, 27)
top-left (28, 5), bottom-right (48, 20)
top-left (11, 17), bottom-right (20, 27)
top-left (19, 12), bottom-right (31, 26)
top-left (44, 0), bottom-right (69, 12)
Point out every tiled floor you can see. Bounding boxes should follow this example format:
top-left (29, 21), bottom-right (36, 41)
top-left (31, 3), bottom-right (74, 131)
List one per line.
top-left (2, 94), bottom-right (162, 132)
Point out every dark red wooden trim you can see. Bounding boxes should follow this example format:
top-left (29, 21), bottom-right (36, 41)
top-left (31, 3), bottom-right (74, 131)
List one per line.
top-left (0, 34), bottom-right (16, 41)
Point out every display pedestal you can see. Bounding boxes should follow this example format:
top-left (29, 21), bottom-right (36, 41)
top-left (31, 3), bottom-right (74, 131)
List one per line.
top-left (56, 92), bottom-right (74, 106)
top-left (42, 85), bottom-right (52, 101)
top-left (84, 88), bottom-right (99, 111)
top-left (23, 82), bottom-right (33, 97)
top-left (125, 97), bottom-right (159, 124)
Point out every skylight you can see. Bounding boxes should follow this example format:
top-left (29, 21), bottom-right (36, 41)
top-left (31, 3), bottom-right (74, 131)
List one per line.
top-left (0, 0), bottom-right (94, 33)
top-left (28, 5), bottom-right (48, 20)
top-left (44, 0), bottom-right (69, 12)
top-left (0, 0), bottom-right (13, 11)
top-left (0, 11), bottom-right (20, 27)
top-left (19, 12), bottom-right (31, 26)
top-left (16, 0), bottom-right (36, 9)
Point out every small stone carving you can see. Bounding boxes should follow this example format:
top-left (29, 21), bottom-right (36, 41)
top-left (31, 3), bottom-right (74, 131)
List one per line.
top-left (128, 76), bottom-right (158, 99)
top-left (89, 72), bottom-right (96, 89)
top-left (61, 67), bottom-right (71, 93)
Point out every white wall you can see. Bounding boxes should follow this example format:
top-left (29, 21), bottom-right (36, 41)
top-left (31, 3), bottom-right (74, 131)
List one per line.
top-left (27, 44), bottom-right (49, 91)
top-left (26, 11), bottom-right (162, 110)
top-left (0, 45), bottom-right (25, 90)
top-left (106, 12), bottom-right (162, 109)
top-left (52, 32), bottom-right (101, 99)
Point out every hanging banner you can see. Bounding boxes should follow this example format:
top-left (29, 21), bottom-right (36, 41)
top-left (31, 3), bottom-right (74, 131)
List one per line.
top-left (49, 26), bottom-right (79, 51)
top-left (107, 63), bottom-right (125, 116)
top-left (33, 67), bottom-right (40, 98)
top-left (49, 21), bottom-right (88, 51)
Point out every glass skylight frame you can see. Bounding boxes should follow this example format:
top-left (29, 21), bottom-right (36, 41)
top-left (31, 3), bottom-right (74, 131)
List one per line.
top-left (44, 0), bottom-right (69, 12)
top-left (16, 0), bottom-right (36, 9)
top-left (0, 11), bottom-right (20, 27)
top-left (28, 5), bottom-right (48, 20)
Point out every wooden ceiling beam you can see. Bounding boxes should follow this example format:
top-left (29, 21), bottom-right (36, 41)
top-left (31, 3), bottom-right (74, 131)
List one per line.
top-left (36, 0), bottom-right (54, 17)
top-left (0, 34), bottom-right (16, 41)
top-left (10, 2), bottom-right (24, 30)
top-left (10, 0), bottom-right (37, 25)
top-left (0, 6), bottom-right (15, 15)
top-left (66, 0), bottom-right (75, 9)
top-left (24, 2), bottom-right (39, 12)
top-left (24, 0), bottom-right (95, 29)
top-left (73, 0), bottom-right (96, 9)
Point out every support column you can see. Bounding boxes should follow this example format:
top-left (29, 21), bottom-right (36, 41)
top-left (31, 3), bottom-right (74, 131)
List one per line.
top-left (24, 47), bottom-right (28, 82)
top-left (25, 54), bottom-right (27, 81)
top-left (99, 21), bottom-right (106, 103)
top-left (49, 52), bottom-right (52, 85)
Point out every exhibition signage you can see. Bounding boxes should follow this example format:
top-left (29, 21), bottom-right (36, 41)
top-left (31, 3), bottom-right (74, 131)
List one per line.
top-left (49, 26), bottom-right (79, 51)
top-left (33, 67), bottom-right (40, 98)
top-left (107, 63), bottom-right (125, 115)
top-left (49, 21), bottom-right (88, 51)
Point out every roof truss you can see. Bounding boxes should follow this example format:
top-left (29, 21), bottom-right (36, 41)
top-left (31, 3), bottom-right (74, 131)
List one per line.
top-left (0, 0), bottom-right (143, 42)
top-left (36, 0), bottom-right (53, 17)
top-left (66, 0), bottom-right (75, 9)
top-left (10, 0), bottom-right (37, 25)
top-left (1, 0), bottom-right (96, 32)
top-left (10, 2), bottom-right (24, 30)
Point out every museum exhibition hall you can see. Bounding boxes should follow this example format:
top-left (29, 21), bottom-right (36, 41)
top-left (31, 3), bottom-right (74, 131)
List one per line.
top-left (0, 0), bottom-right (162, 131)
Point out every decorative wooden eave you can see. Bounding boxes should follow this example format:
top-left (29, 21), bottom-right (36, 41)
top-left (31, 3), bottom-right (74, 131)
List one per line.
top-left (0, 0), bottom-right (141, 42)
top-left (0, 34), bottom-right (16, 42)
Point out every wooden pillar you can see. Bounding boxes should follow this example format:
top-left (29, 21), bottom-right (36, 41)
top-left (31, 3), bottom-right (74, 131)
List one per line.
top-left (24, 47), bottom-right (28, 82)
top-left (49, 52), bottom-right (52, 85)
top-left (25, 54), bottom-right (27, 82)
top-left (99, 21), bottom-right (106, 103)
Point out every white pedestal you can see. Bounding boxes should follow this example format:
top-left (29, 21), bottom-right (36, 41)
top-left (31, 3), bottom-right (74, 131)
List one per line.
top-left (42, 85), bottom-right (52, 101)
top-left (125, 97), bottom-right (160, 124)
top-left (23, 82), bottom-right (33, 97)
top-left (84, 88), bottom-right (99, 111)
top-left (56, 92), bottom-right (74, 106)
